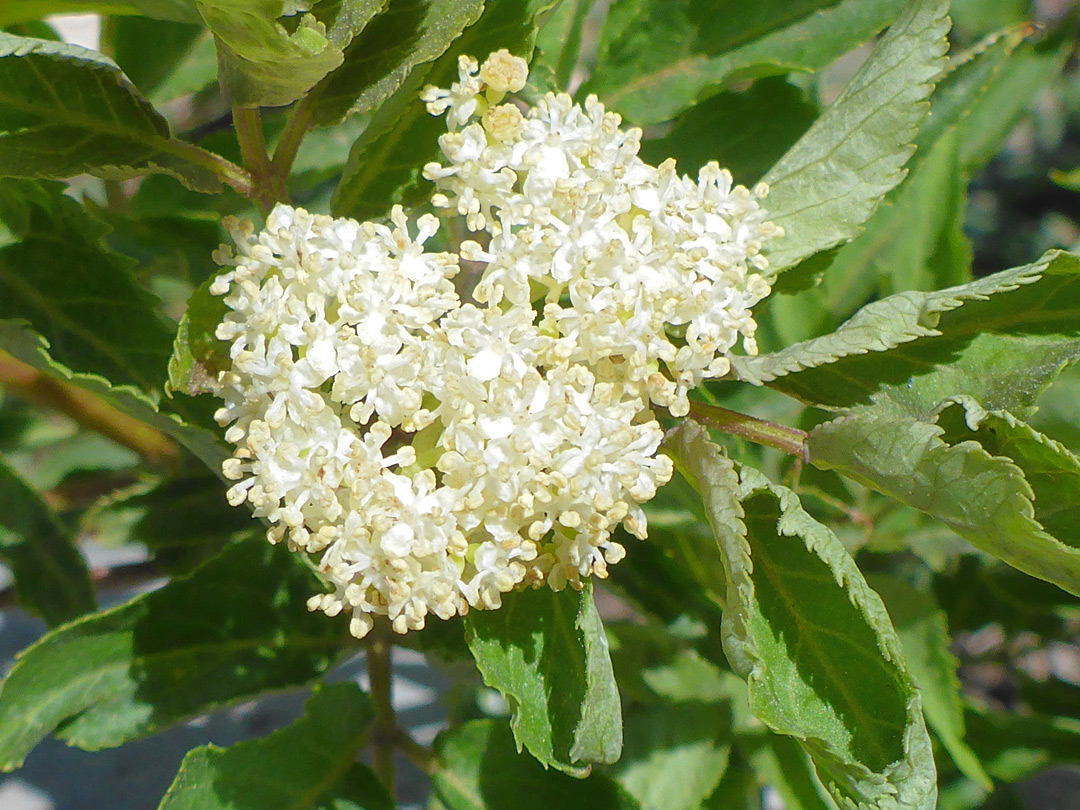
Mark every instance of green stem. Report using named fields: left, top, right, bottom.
left=271, top=95, right=314, bottom=180
left=168, top=139, right=254, bottom=198
left=232, top=105, right=284, bottom=214
left=367, top=618, right=397, bottom=795
left=397, top=728, right=438, bottom=775
left=686, top=400, right=808, bottom=459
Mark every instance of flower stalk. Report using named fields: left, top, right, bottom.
left=686, top=400, right=808, bottom=459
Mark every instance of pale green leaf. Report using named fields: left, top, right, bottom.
left=464, top=581, right=622, bottom=776
left=667, top=421, right=937, bottom=810
left=807, top=398, right=1080, bottom=597
left=610, top=703, right=730, bottom=810
left=762, top=0, right=950, bottom=274
left=0, top=2, right=201, bottom=26
left=310, top=0, right=484, bottom=125
left=0, top=34, right=222, bottom=190
left=868, top=574, right=991, bottom=789
left=0, top=540, right=343, bottom=770
left=158, top=682, right=391, bottom=810
left=432, top=720, right=642, bottom=810
left=744, top=735, right=839, bottom=810
left=585, top=0, right=908, bottom=126
left=531, top=0, right=593, bottom=92
left=0, top=452, right=95, bottom=624
left=736, top=251, right=1080, bottom=417
left=332, top=0, right=556, bottom=220
left=197, top=0, right=345, bottom=107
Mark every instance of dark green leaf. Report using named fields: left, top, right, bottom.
left=0, top=33, right=222, bottom=190
left=310, top=0, right=484, bottom=126
left=965, top=708, right=1080, bottom=782
left=0, top=453, right=95, bottom=624
left=158, top=682, right=391, bottom=810
left=432, top=719, right=642, bottom=810
left=668, top=421, right=937, bottom=810
left=332, top=0, right=556, bottom=220
left=762, top=0, right=950, bottom=274
left=640, top=78, right=818, bottom=187
left=0, top=540, right=343, bottom=770
left=111, top=17, right=206, bottom=97
left=196, top=0, right=345, bottom=107
left=584, top=0, right=908, bottom=126
left=868, top=574, right=991, bottom=789
left=168, top=273, right=232, bottom=396
left=464, top=581, right=622, bottom=776
left=0, top=181, right=176, bottom=394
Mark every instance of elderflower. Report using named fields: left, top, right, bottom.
left=423, top=52, right=781, bottom=416
left=210, top=204, right=672, bottom=637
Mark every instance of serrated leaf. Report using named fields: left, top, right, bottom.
left=762, top=0, right=950, bottom=275
left=158, top=682, right=391, bottom=810
left=807, top=398, right=1080, bottom=597
left=331, top=0, right=556, bottom=220
left=310, top=0, right=484, bottom=126
left=0, top=453, right=95, bottom=624
left=0, top=182, right=225, bottom=470
left=771, top=23, right=1068, bottom=300
left=0, top=34, right=222, bottom=191
left=0, top=540, right=343, bottom=770
left=464, top=581, right=621, bottom=776
left=868, top=574, right=991, bottom=790
left=610, top=703, right=731, bottom=810
left=584, top=0, right=909, bottom=127
left=168, top=273, right=231, bottom=396
left=667, top=421, right=937, bottom=810
left=432, top=719, right=642, bottom=810
left=737, top=251, right=1080, bottom=416
left=197, top=0, right=346, bottom=107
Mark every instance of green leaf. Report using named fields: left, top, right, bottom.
left=964, top=707, right=1080, bottom=783
left=610, top=703, right=731, bottom=810
left=158, top=682, right=391, bottom=810
left=0, top=539, right=343, bottom=770
left=762, top=0, right=950, bottom=275
left=743, top=735, right=839, bottom=810
left=0, top=181, right=175, bottom=394
left=531, top=0, right=592, bottom=92
left=464, top=581, right=622, bottom=776
left=667, top=421, right=937, bottom=810
left=807, top=398, right=1080, bottom=597
left=432, top=719, right=642, bottom=810
left=196, top=0, right=346, bottom=107
left=0, top=34, right=222, bottom=190
left=309, top=0, right=484, bottom=126
left=736, top=251, right=1080, bottom=416
left=867, top=574, right=991, bottom=790
left=772, top=23, right=1068, bottom=302
left=111, top=17, right=208, bottom=98
left=0, top=453, right=95, bottom=624
left=584, top=0, right=909, bottom=127
left=640, top=77, right=818, bottom=187
left=168, top=273, right=232, bottom=396
left=0, top=182, right=225, bottom=469
left=0, top=4, right=200, bottom=25
left=331, top=0, right=556, bottom=220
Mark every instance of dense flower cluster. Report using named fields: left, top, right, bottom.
left=210, top=51, right=779, bottom=637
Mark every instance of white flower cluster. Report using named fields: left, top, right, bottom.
left=210, top=51, right=779, bottom=637
left=421, top=51, right=779, bottom=416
